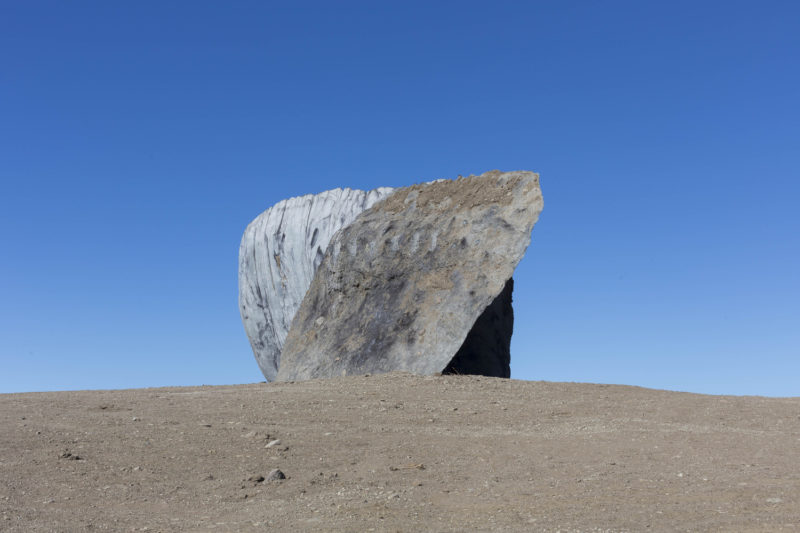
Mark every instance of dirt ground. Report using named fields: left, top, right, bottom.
left=2, top=373, right=799, bottom=532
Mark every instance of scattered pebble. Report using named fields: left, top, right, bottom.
left=266, top=469, right=286, bottom=481
left=389, top=463, right=425, bottom=471
left=59, top=452, right=81, bottom=461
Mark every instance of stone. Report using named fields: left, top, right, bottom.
left=276, top=170, right=543, bottom=382
left=266, top=468, right=286, bottom=481
left=59, top=451, right=81, bottom=460
left=239, top=186, right=394, bottom=381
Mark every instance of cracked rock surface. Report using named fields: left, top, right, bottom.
left=276, top=170, right=543, bottom=382
left=238, top=187, right=394, bottom=381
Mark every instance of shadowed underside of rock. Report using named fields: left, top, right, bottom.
left=276, top=170, right=543, bottom=382
left=443, top=278, right=514, bottom=378
left=238, top=187, right=394, bottom=381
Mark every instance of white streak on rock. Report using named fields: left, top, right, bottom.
left=409, top=232, right=420, bottom=254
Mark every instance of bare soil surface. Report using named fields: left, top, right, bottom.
left=2, top=373, right=799, bottom=532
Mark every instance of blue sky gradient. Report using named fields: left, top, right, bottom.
left=1, top=1, right=798, bottom=395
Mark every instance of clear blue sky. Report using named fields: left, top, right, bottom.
left=1, top=1, right=798, bottom=396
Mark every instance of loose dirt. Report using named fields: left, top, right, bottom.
left=2, top=373, right=799, bottom=532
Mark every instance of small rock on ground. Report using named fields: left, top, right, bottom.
left=266, top=469, right=286, bottom=481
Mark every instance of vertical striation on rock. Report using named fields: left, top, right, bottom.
left=238, top=187, right=394, bottom=381
left=276, top=170, right=543, bottom=382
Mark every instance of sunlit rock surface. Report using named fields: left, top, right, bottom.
left=276, top=170, right=543, bottom=381
left=238, top=187, right=394, bottom=380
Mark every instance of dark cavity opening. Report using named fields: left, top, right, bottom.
left=443, top=278, right=514, bottom=378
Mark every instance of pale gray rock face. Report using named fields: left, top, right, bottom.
left=276, top=170, right=543, bottom=382
left=238, top=187, right=394, bottom=381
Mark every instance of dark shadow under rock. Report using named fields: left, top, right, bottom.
left=443, top=278, right=513, bottom=378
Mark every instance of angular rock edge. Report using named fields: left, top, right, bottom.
left=276, top=170, right=543, bottom=382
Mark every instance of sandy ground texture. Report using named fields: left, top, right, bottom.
left=2, top=373, right=799, bottom=532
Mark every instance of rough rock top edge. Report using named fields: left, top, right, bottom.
left=276, top=170, right=543, bottom=382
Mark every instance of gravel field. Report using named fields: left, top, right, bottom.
left=2, top=373, right=799, bottom=532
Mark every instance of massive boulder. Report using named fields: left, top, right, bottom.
left=276, top=170, right=543, bottom=382
left=238, top=187, right=394, bottom=381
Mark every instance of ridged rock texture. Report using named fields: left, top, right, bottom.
left=239, top=187, right=394, bottom=381
left=276, top=170, right=543, bottom=382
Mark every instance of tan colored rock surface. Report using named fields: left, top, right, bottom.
left=2, top=374, right=799, bottom=531
left=277, top=170, right=543, bottom=381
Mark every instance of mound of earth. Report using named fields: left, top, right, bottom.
left=2, top=374, right=798, bottom=531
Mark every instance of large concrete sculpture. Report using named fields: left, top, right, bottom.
left=275, top=170, right=543, bottom=382
left=238, top=187, right=394, bottom=380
